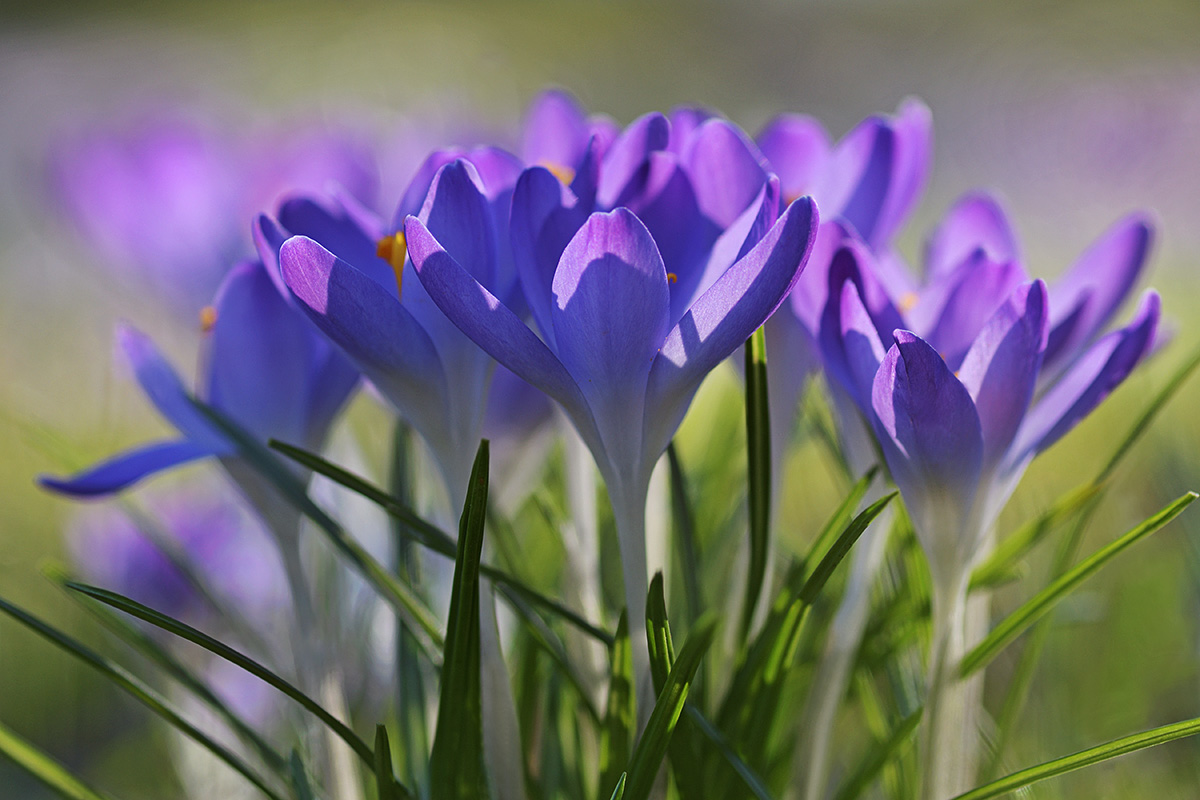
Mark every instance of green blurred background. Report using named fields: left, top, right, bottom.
left=3, top=1, right=1200, bottom=797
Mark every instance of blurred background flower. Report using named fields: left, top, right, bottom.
left=5, top=1, right=1200, bottom=797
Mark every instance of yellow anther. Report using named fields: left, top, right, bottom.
left=666, top=272, right=678, bottom=285
left=199, top=305, right=218, bottom=334
left=898, top=291, right=919, bottom=313
left=376, top=232, right=407, bottom=299
left=541, top=162, right=576, bottom=186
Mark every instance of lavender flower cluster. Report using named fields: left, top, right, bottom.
left=39, top=89, right=1161, bottom=800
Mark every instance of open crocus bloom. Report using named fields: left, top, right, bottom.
left=407, top=188, right=818, bottom=705
left=40, top=258, right=359, bottom=519
left=269, top=159, right=508, bottom=502
left=822, top=240, right=1160, bottom=586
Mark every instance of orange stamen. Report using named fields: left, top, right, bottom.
left=376, top=232, right=408, bottom=298
left=541, top=162, right=576, bottom=186
left=898, top=291, right=918, bottom=313
left=199, top=306, right=218, bottom=334
left=666, top=272, right=678, bottom=285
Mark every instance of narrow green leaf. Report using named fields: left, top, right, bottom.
left=832, top=708, right=921, bottom=800
left=271, top=437, right=613, bottom=646
left=0, top=596, right=286, bottom=800
left=742, top=326, right=772, bottom=640
left=645, top=572, right=675, bottom=693
left=429, top=441, right=490, bottom=800
left=960, top=491, right=1197, bottom=676
left=609, top=773, right=627, bottom=800
left=801, top=492, right=897, bottom=604
left=969, top=484, right=1104, bottom=590
left=43, top=564, right=286, bottom=776
left=388, top=423, right=431, bottom=794
left=0, top=718, right=117, bottom=800
left=684, top=704, right=775, bottom=800
left=599, top=612, right=635, bottom=799
left=192, top=401, right=446, bottom=656
left=667, top=443, right=703, bottom=626
left=288, top=751, right=317, bottom=800
left=64, top=582, right=378, bottom=770
left=374, top=725, right=412, bottom=800
left=952, top=714, right=1200, bottom=800
left=624, top=616, right=718, bottom=800
left=802, top=467, right=879, bottom=582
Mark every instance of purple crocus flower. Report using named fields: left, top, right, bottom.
left=49, top=114, right=378, bottom=312
left=822, top=218, right=1160, bottom=580
left=407, top=187, right=818, bottom=708
left=267, top=158, right=507, bottom=502
left=39, top=257, right=359, bottom=508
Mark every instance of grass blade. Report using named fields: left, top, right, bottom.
left=742, top=326, right=772, bottom=640
left=952, top=714, right=1200, bottom=800
left=0, top=596, right=286, bottom=800
left=289, top=751, right=317, bottom=800
left=191, top=401, right=446, bottom=656
left=801, top=492, right=897, bottom=604
left=802, top=467, right=879, bottom=583
left=0, top=718, right=117, bottom=800
left=599, top=612, right=635, bottom=800
left=43, top=564, right=286, bottom=776
left=429, top=441, right=490, bottom=799
left=271, top=438, right=612, bottom=646
left=684, top=704, right=774, bottom=800
left=623, top=616, right=718, bottom=800
left=831, top=708, right=921, bottom=800
left=960, top=491, right=1197, bottom=676
left=608, top=772, right=627, bottom=800
left=667, top=443, right=703, bottom=626
left=64, top=582, right=379, bottom=771
left=374, top=725, right=411, bottom=800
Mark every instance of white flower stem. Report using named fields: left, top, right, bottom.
left=561, top=420, right=607, bottom=708
left=610, top=478, right=654, bottom=731
left=920, top=572, right=971, bottom=800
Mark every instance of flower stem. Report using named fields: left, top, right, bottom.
left=921, top=573, right=971, bottom=800
left=610, top=478, right=653, bottom=730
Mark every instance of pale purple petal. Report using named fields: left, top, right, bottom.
left=923, top=192, right=1018, bottom=279
left=406, top=215, right=599, bottom=446
left=551, top=209, right=670, bottom=467
left=597, top=113, right=670, bottom=208
left=522, top=89, right=591, bottom=169
left=1045, top=212, right=1154, bottom=368
left=915, top=253, right=1029, bottom=367
left=645, top=197, right=818, bottom=458
left=756, top=113, right=831, bottom=203
left=39, top=441, right=222, bottom=497
left=1013, top=290, right=1161, bottom=463
left=956, top=281, right=1048, bottom=470
left=117, top=325, right=227, bottom=449
left=682, top=119, right=769, bottom=229
left=280, top=236, right=448, bottom=436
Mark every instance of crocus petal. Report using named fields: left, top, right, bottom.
left=1012, top=290, right=1160, bottom=463
left=756, top=113, right=832, bottom=203
left=39, top=440, right=224, bottom=497
left=117, top=324, right=227, bottom=449
left=923, top=192, right=1018, bottom=279
left=511, top=166, right=589, bottom=343
left=597, top=112, right=670, bottom=209
left=682, top=119, right=769, bottom=229
left=522, top=89, right=590, bottom=170
left=645, top=197, right=818, bottom=459
left=275, top=194, right=391, bottom=295
left=1044, top=212, right=1154, bottom=368
left=822, top=117, right=894, bottom=248
left=872, top=332, right=983, bottom=561
left=667, top=106, right=716, bottom=153
left=875, top=97, right=933, bottom=245
left=406, top=215, right=600, bottom=449
left=839, top=278, right=889, bottom=412
left=280, top=236, right=449, bottom=438
left=915, top=252, right=1028, bottom=367
left=551, top=209, right=670, bottom=468
left=206, top=260, right=358, bottom=450
left=956, top=280, right=1049, bottom=470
